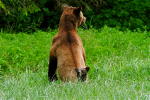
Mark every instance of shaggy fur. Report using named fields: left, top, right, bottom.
left=48, top=6, right=89, bottom=82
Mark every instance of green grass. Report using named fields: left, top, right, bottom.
left=0, top=26, right=150, bottom=99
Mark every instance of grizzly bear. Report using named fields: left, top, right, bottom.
left=48, top=6, right=89, bottom=82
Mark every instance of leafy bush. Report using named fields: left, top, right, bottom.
left=0, top=0, right=150, bottom=32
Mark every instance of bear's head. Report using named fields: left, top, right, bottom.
left=59, top=6, right=86, bottom=30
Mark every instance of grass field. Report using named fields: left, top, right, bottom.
left=0, top=26, right=150, bottom=100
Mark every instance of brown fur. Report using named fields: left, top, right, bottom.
left=48, top=6, right=89, bottom=82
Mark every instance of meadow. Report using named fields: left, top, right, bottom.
left=0, top=27, right=150, bottom=100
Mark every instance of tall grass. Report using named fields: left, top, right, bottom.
left=0, top=27, right=150, bottom=99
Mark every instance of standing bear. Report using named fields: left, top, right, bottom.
left=48, top=6, right=89, bottom=82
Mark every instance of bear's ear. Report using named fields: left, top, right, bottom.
left=61, top=4, right=69, bottom=11
left=73, top=7, right=82, bottom=16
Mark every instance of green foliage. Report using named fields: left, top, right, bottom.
left=0, top=0, right=150, bottom=32
left=0, top=27, right=150, bottom=99
left=87, top=0, right=150, bottom=31
left=0, top=0, right=41, bottom=32
left=57, top=0, right=150, bottom=31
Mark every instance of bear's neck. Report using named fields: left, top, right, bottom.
left=58, top=15, right=77, bottom=33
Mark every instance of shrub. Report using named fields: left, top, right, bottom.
left=0, top=0, right=150, bottom=32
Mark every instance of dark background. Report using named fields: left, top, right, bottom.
left=0, top=0, right=150, bottom=32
